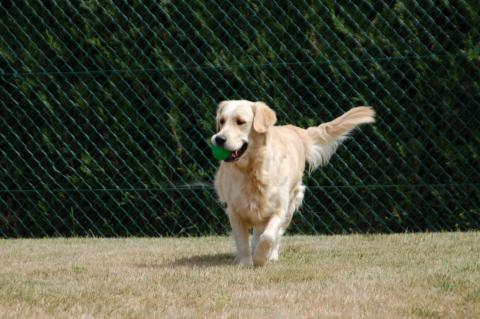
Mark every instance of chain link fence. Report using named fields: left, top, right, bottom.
left=1, top=1, right=479, bottom=237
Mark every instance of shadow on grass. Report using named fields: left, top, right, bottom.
left=134, top=253, right=235, bottom=269
left=169, top=253, right=235, bottom=267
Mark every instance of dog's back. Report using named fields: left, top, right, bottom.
left=266, top=106, right=375, bottom=175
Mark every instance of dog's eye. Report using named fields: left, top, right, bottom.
left=219, top=118, right=225, bottom=125
left=236, top=119, right=245, bottom=125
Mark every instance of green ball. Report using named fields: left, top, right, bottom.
left=210, top=144, right=232, bottom=161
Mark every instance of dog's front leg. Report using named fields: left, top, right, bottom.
left=251, top=225, right=265, bottom=256
left=228, top=213, right=252, bottom=267
left=253, top=213, right=284, bottom=267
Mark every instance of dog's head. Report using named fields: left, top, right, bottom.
left=211, top=100, right=277, bottom=162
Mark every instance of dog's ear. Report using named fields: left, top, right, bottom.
left=216, top=101, right=228, bottom=131
left=253, top=102, right=277, bottom=133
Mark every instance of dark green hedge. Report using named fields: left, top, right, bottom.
left=0, top=0, right=479, bottom=237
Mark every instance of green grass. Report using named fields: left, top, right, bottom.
left=0, top=232, right=479, bottom=318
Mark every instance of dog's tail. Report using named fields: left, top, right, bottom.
left=304, top=106, right=375, bottom=171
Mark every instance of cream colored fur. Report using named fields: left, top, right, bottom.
left=212, top=100, right=375, bottom=267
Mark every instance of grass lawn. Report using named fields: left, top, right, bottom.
left=0, top=232, right=479, bottom=318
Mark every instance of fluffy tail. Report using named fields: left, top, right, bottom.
left=305, top=106, right=375, bottom=171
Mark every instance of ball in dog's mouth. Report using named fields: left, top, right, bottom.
left=225, top=142, right=248, bottom=162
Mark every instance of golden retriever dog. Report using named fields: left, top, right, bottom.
left=212, top=100, right=375, bottom=267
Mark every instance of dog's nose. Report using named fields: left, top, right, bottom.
left=214, top=135, right=226, bottom=146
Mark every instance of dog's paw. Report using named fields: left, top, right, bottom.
left=253, top=235, right=273, bottom=267
left=269, top=250, right=279, bottom=262
left=236, top=256, right=253, bottom=267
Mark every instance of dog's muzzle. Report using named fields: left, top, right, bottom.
left=224, top=142, right=249, bottom=162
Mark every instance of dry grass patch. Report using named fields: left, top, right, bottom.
left=0, top=232, right=479, bottom=318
